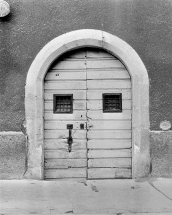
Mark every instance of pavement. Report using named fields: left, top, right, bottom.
left=0, top=178, right=172, bottom=215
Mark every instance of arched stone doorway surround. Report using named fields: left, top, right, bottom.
left=24, top=29, right=150, bottom=179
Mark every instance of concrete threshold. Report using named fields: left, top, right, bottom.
left=0, top=178, right=172, bottom=214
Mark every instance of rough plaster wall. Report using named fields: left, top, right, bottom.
left=0, top=133, right=25, bottom=179
left=151, top=131, right=172, bottom=177
left=0, top=0, right=172, bottom=130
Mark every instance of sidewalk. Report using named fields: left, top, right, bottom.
left=0, top=178, right=172, bottom=214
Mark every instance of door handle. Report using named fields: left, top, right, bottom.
left=67, top=124, right=73, bottom=152
left=68, top=129, right=73, bottom=152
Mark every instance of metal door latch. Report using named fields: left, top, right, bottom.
left=67, top=124, right=73, bottom=152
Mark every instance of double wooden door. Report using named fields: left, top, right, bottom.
left=44, top=48, right=132, bottom=180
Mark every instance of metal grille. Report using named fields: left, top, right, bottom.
left=53, top=94, right=73, bottom=113
left=103, top=93, right=122, bottom=113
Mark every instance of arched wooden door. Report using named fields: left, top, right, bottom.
left=44, top=48, right=132, bottom=180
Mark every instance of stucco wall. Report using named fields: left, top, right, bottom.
left=151, top=131, right=172, bottom=177
left=0, top=0, right=172, bottom=131
left=0, top=132, right=25, bottom=179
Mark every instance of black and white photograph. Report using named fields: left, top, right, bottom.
left=0, top=0, right=172, bottom=214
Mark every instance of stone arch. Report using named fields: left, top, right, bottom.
left=24, top=29, right=150, bottom=179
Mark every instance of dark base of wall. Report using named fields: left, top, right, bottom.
left=150, top=131, right=172, bottom=178
left=0, top=131, right=172, bottom=179
left=0, top=132, right=25, bottom=179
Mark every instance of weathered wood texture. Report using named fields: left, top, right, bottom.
left=44, top=139, right=86, bottom=150
left=45, top=150, right=87, bottom=159
left=44, top=111, right=86, bottom=120
left=45, top=159, right=87, bottom=169
left=87, top=110, right=131, bottom=120
left=88, top=158, right=131, bottom=168
left=52, top=60, right=86, bottom=70
left=45, top=71, right=86, bottom=80
left=88, top=149, right=132, bottom=158
left=88, top=168, right=132, bottom=179
left=44, top=48, right=132, bottom=180
left=45, top=120, right=131, bottom=130
left=45, top=168, right=87, bottom=179
left=87, top=80, right=131, bottom=89
left=44, top=81, right=86, bottom=90
left=87, top=139, right=131, bottom=149
left=44, top=130, right=86, bottom=139
left=87, top=70, right=130, bottom=79
left=85, top=49, right=131, bottom=179
left=87, top=59, right=125, bottom=69
left=87, top=130, right=131, bottom=139
left=87, top=121, right=131, bottom=130
left=44, top=121, right=87, bottom=130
